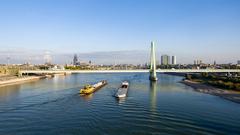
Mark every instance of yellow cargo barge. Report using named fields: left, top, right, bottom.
left=80, top=80, right=107, bottom=95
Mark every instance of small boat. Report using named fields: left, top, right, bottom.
left=115, top=81, right=129, bottom=98
left=80, top=80, right=107, bottom=95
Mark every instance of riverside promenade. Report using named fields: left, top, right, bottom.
left=0, top=76, right=45, bottom=87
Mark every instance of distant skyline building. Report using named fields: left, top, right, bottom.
left=44, top=51, right=52, bottom=64
left=73, top=54, right=79, bottom=65
left=161, top=55, right=170, bottom=65
left=238, top=60, right=240, bottom=65
left=194, top=60, right=202, bottom=65
left=6, top=55, right=10, bottom=65
left=172, top=56, right=176, bottom=65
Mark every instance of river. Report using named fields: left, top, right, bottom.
left=0, top=73, right=240, bottom=135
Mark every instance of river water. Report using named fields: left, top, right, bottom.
left=0, top=73, right=240, bottom=135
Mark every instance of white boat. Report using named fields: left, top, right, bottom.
left=115, top=81, right=129, bottom=98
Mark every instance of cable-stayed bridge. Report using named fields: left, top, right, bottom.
left=19, top=42, right=240, bottom=76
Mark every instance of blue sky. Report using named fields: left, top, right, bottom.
left=0, top=0, right=240, bottom=64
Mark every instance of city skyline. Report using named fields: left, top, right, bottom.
left=0, top=0, right=240, bottom=64
left=0, top=49, right=239, bottom=65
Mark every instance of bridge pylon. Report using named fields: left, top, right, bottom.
left=149, top=41, right=158, bottom=81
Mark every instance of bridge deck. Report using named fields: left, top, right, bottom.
left=19, top=69, right=240, bottom=75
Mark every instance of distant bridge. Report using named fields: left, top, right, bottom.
left=19, top=69, right=240, bottom=76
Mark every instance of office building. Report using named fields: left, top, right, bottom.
left=172, top=56, right=176, bottom=65
left=161, top=55, right=170, bottom=65
left=194, top=60, right=202, bottom=65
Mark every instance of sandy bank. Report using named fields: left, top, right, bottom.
left=181, top=80, right=240, bottom=104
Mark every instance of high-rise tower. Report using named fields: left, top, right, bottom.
left=161, top=55, right=170, bottom=65
left=172, top=56, right=176, bottom=65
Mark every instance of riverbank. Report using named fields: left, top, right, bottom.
left=181, top=79, right=240, bottom=103
left=0, top=76, right=46, bottom=87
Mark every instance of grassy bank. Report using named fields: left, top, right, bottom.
left=181, top=79, right=240, bottom=103
left=186, top=73, right=240, bottom=91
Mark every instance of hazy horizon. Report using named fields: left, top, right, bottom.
left=0, top=49, right=238, bottom=65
